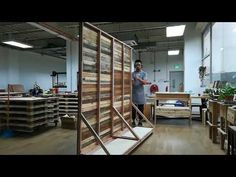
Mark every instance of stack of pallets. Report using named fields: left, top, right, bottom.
left=47, top=97, right=59, bottom=126
left=57, top=93, right=78, bottom=117
left=0, top=97, right=48, bottom=132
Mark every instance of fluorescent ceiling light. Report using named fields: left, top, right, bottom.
left=3, top=41, right=33, bottom=48
left=233, top=28, right=236, bottom=32
left=168, top=50, right=179, bottom=55
left=166, top=25, right=186, bottom=37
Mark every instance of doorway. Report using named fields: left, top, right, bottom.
left=169, top=71, right=184, bottom=92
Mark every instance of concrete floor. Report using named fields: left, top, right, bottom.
left=0, top=120, right=225, bottom=155
left=132, top=119, right=225, bottom=155
left=0, top=125, right=77, bottom=155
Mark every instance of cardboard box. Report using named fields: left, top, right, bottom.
left=61, top=117, right=77, bottom=130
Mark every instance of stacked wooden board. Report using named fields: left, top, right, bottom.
left=0, top=97, right=48, bottom=132
left=58, top=93, right=78, bottom=117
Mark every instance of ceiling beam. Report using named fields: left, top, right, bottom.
left=27, top=22, right=78, bottom=41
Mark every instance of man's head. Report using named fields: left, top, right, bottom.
left=134, top=60, right=142, bottom=71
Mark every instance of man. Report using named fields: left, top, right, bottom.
left=132, top=59, right=150, bottom=127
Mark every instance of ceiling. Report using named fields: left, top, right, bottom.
left=0, top=22, right=201, bottom=59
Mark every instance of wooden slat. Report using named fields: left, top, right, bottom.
left=97, top=31, right=101, bottom=137
left=77, top=22, right=84, bottom=155
left=121, top=44, right=124, bottom=131
left=111, top=38, right=114, bottom=136
left=132, top=103, right=154, bottom=128
left=81, top=113, right=110, bottom=155
left=113, top=107, right=139, bottom=140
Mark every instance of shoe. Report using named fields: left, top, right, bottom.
left=138, top=122, right=143, bottom=127
left=132, top=122, right=136, bottom=127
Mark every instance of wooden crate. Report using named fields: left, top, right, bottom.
left=61, top=117, right=77, bottom=130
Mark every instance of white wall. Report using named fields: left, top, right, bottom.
left=66, top=40, right=78, bottom=92
left=0, top=46, right=66, bottom=91
left=184, top=23, right=204, bottom=95
left=137, top=51, right=183, bottom=94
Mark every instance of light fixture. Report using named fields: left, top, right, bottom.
left=220, top=47, right=224, bottom=51
left=3, top=41, right=33, bottom=49
left=168, top=50, right=179, bottom=55
left=123, top=40, right=137, bottom=46
left=166, top=25, right=186, bottom=37
left=233, top=28, right=236, bottom=32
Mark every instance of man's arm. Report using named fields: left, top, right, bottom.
left=136, top=77, right=148, bottom=85
left=136, top=72, right=150, bottom=85
left=132, top=72, right=135, bottom=86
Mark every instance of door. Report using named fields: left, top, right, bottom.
left=169, top=71, right=184, bottom=92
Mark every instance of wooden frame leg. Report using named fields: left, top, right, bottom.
left=220, top=133, right=225, bottom=150
left=212, top=126, right=217, bottom=143
left=209, top=125, right=212, bottom=139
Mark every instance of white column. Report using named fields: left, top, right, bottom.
left=66, top=40, right=78, bottom=92
left=184, top=23, right=204, bottom=95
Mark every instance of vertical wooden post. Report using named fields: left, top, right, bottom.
left=7, top=84, right=10, bottom=129
left=121, top=44, right=124, bottom=131
left=130, top=48, right=133, bottom=124
left=97, top=31, right=101, bottom=137
left=111, top=39, right=114, bottom=136
left=77, top=22, right=84, bottom=155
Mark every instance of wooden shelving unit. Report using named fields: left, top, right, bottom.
left=0, top=97, right=48, bottom=132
